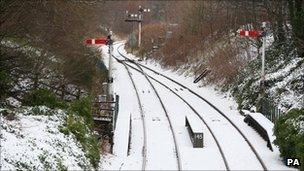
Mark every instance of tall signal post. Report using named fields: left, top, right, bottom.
left=138, top=6, right=150, bottom=48
left=125, top=11, right=138, bottom=51
left=84, top=32, right=117, bottom=153
left=239, top=22, right=268, bottom=113
left=107, top=30, right=114, bottom=101
left=260, top=22, right=267, bottom=93
left=125, top=6, right=150, bottom=49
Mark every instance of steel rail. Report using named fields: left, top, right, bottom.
left=115, top=55, right=182, bottom=170
left=118, top=59, right=147, bottom=170
left=115, top=43, right=268, bottom=171
left=115, top=57, right=230, bottom=170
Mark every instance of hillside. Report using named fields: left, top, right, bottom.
left=1, top=106, right=94, bottom=170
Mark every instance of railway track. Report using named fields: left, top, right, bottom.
left=119, top=60, right=147, bottom=170
left=115, top=56, right=230, bottom=170
left=115, top=43, right=268, bottom=171
left=116, top=55, right=182, bottom=170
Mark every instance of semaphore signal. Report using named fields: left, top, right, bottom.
left=239, top=30, right=262, bottom=38
left=84, top=38, right=108, bottom=45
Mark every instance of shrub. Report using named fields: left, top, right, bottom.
left=66, top=97, right=100, bottom=169
left=1, top=109, right=16, bottom=120
left=23, top=88, right=67, bottom=109
left=69, top=97, right=93, bottom=127
left=64, top=113, right=100, bottom=169
left=56, top=159, right=68, bottom=171
left=274, top=108, right=304, bottom=170
left=0, top=70, right=12, bottom=100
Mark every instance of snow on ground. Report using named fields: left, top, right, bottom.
left=127, top=65, right=179, bottom=170
left=150, top=78, right=226, bottom=170
left=124, top=58, right=264, bottom=170
left=98, top=42, right=296, bottom=170
left=101, top=42, right=179, bottom=170
left=0, top=106, right=93, bottom=170
left=243, top=110, right=276, bottom=143
left=110, top=42, right=291, bottom=170
left=99, top=43, right=143, bottom=170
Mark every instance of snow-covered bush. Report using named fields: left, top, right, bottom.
left=60, top=113, right=100, bottom=169
left=58, top=97, right=100, bottom=169
left=69, top=96, right=93, bottom=127
left=0, top=106, right=94, bottom=170
left=274, top=108, right=304, bottom=170
left=0, top=70, right=12, bottom=101
left=232, top=44, right=304, bottom=111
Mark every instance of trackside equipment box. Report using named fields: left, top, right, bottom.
left=185, top=116, right=204, bottom=148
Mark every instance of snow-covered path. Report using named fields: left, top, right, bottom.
left=99, top=42, right=295, bottom=170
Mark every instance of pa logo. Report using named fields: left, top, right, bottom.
left=286, top=158, right=301, bottom=167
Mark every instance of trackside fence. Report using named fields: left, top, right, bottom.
left=260, top=98, right=284, bottom=122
